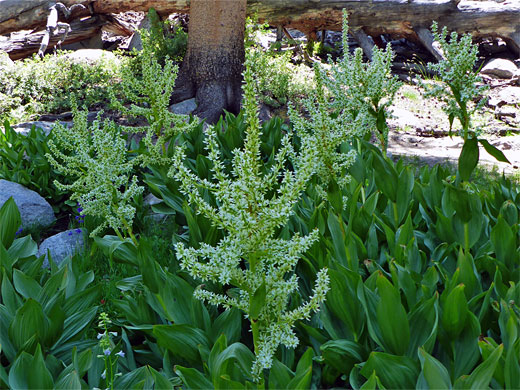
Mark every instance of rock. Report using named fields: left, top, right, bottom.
left=62, top=31, right=104, bottom=51
left=0, top=180, right=55, bottom=230
left=144, top=193, right=162, bottom=206
left=258, top=103, right=273, bottom=123
left=10, top=121, right=71, bottom=137
left=495, top=105, right=517, bottom=118
left=169, top=98, right=197, bottom=115
left=37, top=229, right=86, bottom=268
left=128, top=15, right=152, bottom=52
left=63, top=49, right=119, bottom=65
left=481, top=58, right=518, bottom=79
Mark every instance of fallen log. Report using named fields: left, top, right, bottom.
left=0, top=15, right=107, bottom=60
left=1, top=0, right=519, bottom=57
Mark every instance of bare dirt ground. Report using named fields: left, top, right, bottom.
left=387, top=84, right=520, bottom=176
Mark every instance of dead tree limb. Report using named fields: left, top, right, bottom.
left=0, top=15, right=108, bottom=60
left=1, top=0, right=519, bottom=57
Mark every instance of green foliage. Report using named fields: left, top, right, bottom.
left=47, top=104, right=144, bottom=239
left=420, top=22, right=510, bottom=181
left=2, top=13, right=519, bottom=390
left=170, top=49, right=329, bottom=381
left=140, top=8, right=187, bottom=65
left=245, top=18, right=315, bottom=107
left=316, top=10, right=401, bottom=152
left=0, top=50, right=121, bottom=123
left=0, top=121, right=73, bottom=214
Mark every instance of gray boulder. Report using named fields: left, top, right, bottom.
left=481, top=58, right=518, bottom=79
left=63, top=49, right=119, bottom=65
left=11, top=121, right=72, bottom=137
left=169, top=98, right=197, bottom=115
left=38, top=229, right=86, bottom=268
left=0, top=180, right=55, bottom=230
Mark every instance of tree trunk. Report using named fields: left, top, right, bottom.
left=172, top=0, right=247, bottom=123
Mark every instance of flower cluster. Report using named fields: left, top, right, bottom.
left=46, top=102, right=144, bottom=238
left=109, top=41, right=197, bottom=167
left=421, top=22, right=488, bottom=139
left=96, top=312, right=124, bottom=389
left=315, top=10, right=400, bottom=152
left=171, top=50, right=330, bottom=380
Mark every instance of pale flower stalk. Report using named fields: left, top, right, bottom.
left=171, top=50, right=330, bottom=382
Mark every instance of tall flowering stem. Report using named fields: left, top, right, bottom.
left=170, top=51, right=330, bottom=383
left=47, top=102, right=143, bottom=241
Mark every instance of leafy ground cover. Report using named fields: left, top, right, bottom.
left=1, top=14, right=519, bottom=390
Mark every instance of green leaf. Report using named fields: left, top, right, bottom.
left=138, top=238, right=161, bottom=294
left=54, top=370, right=82, bottom=390
left=175, top=366, right=213, bottom=389
left=13, top=268, right=42, bottom=300
left=372, top=152, right=398, bottom=202
left=93, top=235, right=138, bottom=266
left=7, top=235, right=37, bottom=259
left=320, top=339, right=364, bottom=374
left=327, top=179, right=343, bottom=213
left=360, top=352, right=419, bottom=389
left=154, top=324, right=209, bottom=364
left=73, top=347, right=93, bottom=377
left=490, top=216, right=517, bottom=269
left=418, top=347, right=452, bottom=389
left=52, top=306, right=98, bottom=349
left=1, top=271, right=22, bottom=315
left=0, top=197, right=21, bottom=249
left=407, top=295, right=439, bottom=356
left=9, top=345, right=54, bottom=390
left=286, top=348, right=314, bottom=389
left=441, top=284, right=468, bottom=339
left=249, top=282, right=266, bottom=320
left=9, top=298, right=47, bottom=351
left=458, top=137, right=479, bottom=182
left=376, top=275, right=410, bottom=355
left=478, top=139, right=510, bottom=164
left=327, top=211, right=350, bottom=269
left=454, top=344, right=503, bottom=389
left=211, top=308, right=242, bottom=344
left=327, top=267, right=365, bottom=341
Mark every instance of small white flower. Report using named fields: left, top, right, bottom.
left=109, top=331, right=118, bottom=337
left=103, top=348, right=111, bottom=356
left=97, top=332, right=105, bottom=340
left=101, top=370, right=106, bottom=380
left=116, top=350, right=125, bottom=358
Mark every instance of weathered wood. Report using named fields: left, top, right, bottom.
left=0, top=15, right=107, bottom=60
left=414, top=27, right=445, bottom=61
left=351, top=28, right=374, bottom=60
left=1, top=0, right=519, bottom=55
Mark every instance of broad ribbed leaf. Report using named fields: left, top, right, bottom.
left=441, top=284, right=468, bottom=339
left=154, top=324, right=209, bottom=364
left=360, top=352, right=419, bottom=389
left=175, top=366, right=213, bottom=389
left=458, top=137, right=478, bottom=182
left=418, top=347, right=452, bottom=389
left=9, top=298, right=46, bottom=350
left=376, top=275, right=410, bottom=355
left=0, top=197, right=21, bottom=249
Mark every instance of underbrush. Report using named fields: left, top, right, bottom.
left=0, top=13, right=519, bottom=390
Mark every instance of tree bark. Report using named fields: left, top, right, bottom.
left=171, top=0, right=247, bottom=123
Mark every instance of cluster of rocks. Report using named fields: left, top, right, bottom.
left=0, top=177, right=170, bottom=268
left=0, top=179, right=85, bottom=267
